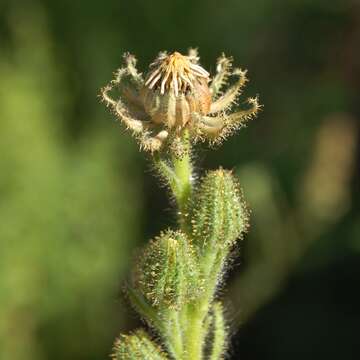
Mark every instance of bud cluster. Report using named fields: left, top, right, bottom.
left=113, top=169, right=249, bottom=360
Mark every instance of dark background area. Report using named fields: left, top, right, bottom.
left=0, top=0, right=359, bottom=359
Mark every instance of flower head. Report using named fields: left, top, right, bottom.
left=101, top=49, right=260, bottom=153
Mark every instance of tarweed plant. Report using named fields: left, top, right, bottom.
left=101, top=49, right=260, bottom=359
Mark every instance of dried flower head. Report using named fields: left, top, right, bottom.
left=101, top=49, right=260, bottom=153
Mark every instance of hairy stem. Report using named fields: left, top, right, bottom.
left=181, top=248, right=228, bottom=359
left=209, top=303, right=227, bottom=360
left=171, top=132, right=192, bottom=217
left=183, top=308, right=205, bottom=359
left=154, top=131, right=193, bottom=233
left=163, top=310, right=184, bottom=359
left=153, top=132, right=234, bottom=360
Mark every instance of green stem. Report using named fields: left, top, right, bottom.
left=171, top=132, right=192, bottom=216
left=154, top=131, right=229, bottom=359
left=154, top=131, right=193, bottom=233
left=182, top=248, right=228, bottom=359
left=152, top=132, right=195, bottom=358
left=209, top=302, right=227, bottom=360
left=183, top=303, right=207, bottom=360
left=163, top=310, right=184, bottom=360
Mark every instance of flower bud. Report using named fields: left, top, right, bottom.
left=133, top=230, right=201, bottom=309
left=112, top=330, right=166, bottom=360
left=189, top=169, right=249, bottom=251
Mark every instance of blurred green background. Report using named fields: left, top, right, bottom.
left=0, top=0, right=359, bottom=359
